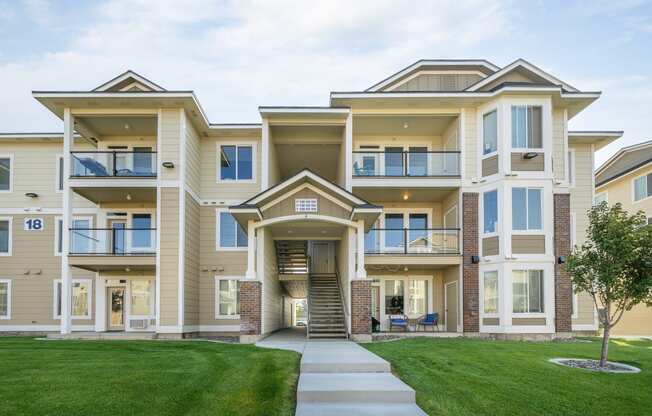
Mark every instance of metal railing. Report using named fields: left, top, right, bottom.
left=334, top=255, right=350, bottom=339
left=69, top=228, right=157, bottom=255
left=306, top=254, right=311, bottom=340
left=364, top=228, right=460, bottom=254
left=71, top=151, right=157, bottom=177
left=352, top=150, right=461, bottom=177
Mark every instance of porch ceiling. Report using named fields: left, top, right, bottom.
left=72, top=186, right=156, bottom=204
left=269, top=220, right=345, bottom=239
left=353, top=114, right=457, bottom=136
left=69, top=255, right=156, bottom=272
left=352, top=187, right=457, bottom=203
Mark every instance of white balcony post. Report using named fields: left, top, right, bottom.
left=61, top=108, right=74, bottom=334
left=355, top=220, right=367, bottom=279
left=345, top=113, right=353, bottom=191
left=245, top=220, right=257, bottom=280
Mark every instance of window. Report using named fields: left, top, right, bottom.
left=70, top=218, right=92, bottom=254
left=567, top=150, right=575, bottom=186
left=385, top=280, right=404, bottom=315
left=295, top=198, right=317, bottom=213
left=483, top=110, right=498, bottom=155
left=0, top=219, right=10, bottom=255
left=216, top=278, right=240, bottom=318
left=483, top=190, right=498, bottom=234
left=408, top=146, right=428, bottom=176
left=385, top=147, right=404, bottom=176
left=0, top=156, right=11, bottom=191
left=408, top=280, right=428, bottom=315
left=483, top=271, right=499, bottom=314
left=217, top=210, right=247, bottom=249
left=634, top=173, right=652, bottom=201
left=57, top=156, right=64, bottom=191
left=0, top=280, right=10, bottom=319
left=512, top=187, right=542, bottom=230
left=570, top=213, right=577, bottom=248
left=593, top=192, right=608, bottom=206
left=512, top=270, right=544, bottom=314
left=511, top=105, right=542, bottom=149
left=130, top=280, right=152, bottom=316
left=132, top=214, right=153, bottom=249
left=219, top=144, right=253, bottom=181
left=54, top=279, right=92, bottom=319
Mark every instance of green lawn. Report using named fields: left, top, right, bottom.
left=0, top=337, right=299, bottom=416
left=364, top=337, right=652, bottom=416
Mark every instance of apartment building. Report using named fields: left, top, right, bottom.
left=0, top=59, right=622, bottom=341
left=594, top=140, right=652, bottom=336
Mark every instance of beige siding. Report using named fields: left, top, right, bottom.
left=391, top=74, right=482, bottom=92
left=512, top=318, right=546, bottom=325
left=552, top=108, right=565, bottom=181
left=159, top=188, right=179, bottom=326
left=185, top=116, right=201, bottom=196
left=184, top=193, right=200, bottom=326
left=463, top=107, right=477, bottom=179
left=262, top=188, right=350, bottom=220
left=611, top=304, right=652, bottom=336
left=511, top=152, right=544, bottom=171
left=482, top=155, right=498, bottom=176
left=160, top=109, right=181, bottom=181
left=482, top=236, right=499, bottom=256
left=261, top=228, right=283, bottom=335
left=479, top=70, right=548, bottom=92
left=511, top=235, right=545, bottom=254
left=483, top=318, right=499, bottom=326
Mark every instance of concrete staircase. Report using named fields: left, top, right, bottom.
left=308, top=274, right=347, bottom=339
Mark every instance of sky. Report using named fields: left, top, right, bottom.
left=0, top=0, right=651, bottom=167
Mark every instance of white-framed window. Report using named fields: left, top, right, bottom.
left=570, top=212, right=577, bottom=248
left=512, top=187, right=543, bottom=231
left=633, top=172, right=652, bottom=202
left=0, top=154, right=12, bottom=192
left=56, top=155, right=64, bottom=192
left=130, top=280, right=153, bottom=317
left=0, top=217, right=12, bottom=256
left=217, top=143, right=255, bottom=182
left=511, top=105, right=542, bottom=149
left=0, top=279, right=10, bottom=319
left=593, top=192, right=608, bottom=206
left=483, top=190, right=498, bottom=235
left=512, top=270, right=544, bottom=314
left=295, top=198, right=318, bottom=213
left=61, top=217, right=94, bottom=255
left=216, top=208, right=247, bottom=250
left=483, top=110, right=498, bottom=155
left=483, top=270, right=499, bottom=315
left=567, top=149, right=575, bottom=187
left=571, top=285, right=579, bottom=319
left=215, top=276, right=240, bottom=319
left=53, top=279, right=92, bottom=319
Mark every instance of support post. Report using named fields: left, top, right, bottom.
left=355, top=221, right=366, bottom=279
left=60, top=108, right=73, bottom=334
left=245, top=220, right=257, bottom=280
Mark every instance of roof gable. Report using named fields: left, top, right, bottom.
left=466, top=59, right=578, bottom=92
left=93, top=70, right=166, bottom=92
left=596, top=140, right=652, bottom=187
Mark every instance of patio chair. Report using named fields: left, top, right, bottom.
left=416, top=313, right=439, bottom=332
left=389, top=314, right=409, bottom=332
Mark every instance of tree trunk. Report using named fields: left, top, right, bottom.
left=600, top=325, right=610, bottom=367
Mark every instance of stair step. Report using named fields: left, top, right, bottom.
left=296, top=403, right=427, bottom=416
left=298, top=373, right=415, bottom=404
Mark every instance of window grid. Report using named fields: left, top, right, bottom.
left=219, top=144, right=253, bottom=181
left=295, top=198, right=318, bottom=213
left=512, top=270, right=544, bottom=314
left=512, top=187, right=543, bottom=231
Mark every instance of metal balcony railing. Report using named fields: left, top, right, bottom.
left=71, top=151, right=157, bottom=177
left=69, top=228, right=157, bottom=255
left=352, top=151, right=460, bottom=177
left=364, top=228, right=460, bottom=255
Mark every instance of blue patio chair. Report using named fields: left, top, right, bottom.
left=416, top=313, right=439, bottom=332
left=389, top=314, right=409, bottom=332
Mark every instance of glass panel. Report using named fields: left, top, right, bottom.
left=362, top=156, right=376, bottom=176
left=528, top=270, right=544, bottom=313
left=512, top=188, right=527, bottom=230
left=219, top=212, right=236, bottom=247
left=484, top=271, right=498, bottom=314
left=56, top=282, right=62, bottom=317
left=483, top=111, right=497, bottom=155
left=528, top=107, right=542, bottom=148
left=384, top=214, right=404, bottom=250
left=132, top=214, right=152, bottom=248
left=0, top=158, right=10, bottom=190
left=408, top=280, right=427, bottom=315
left=58, top=157, right=64, bottom=190
left=365, top=228, right=379, bottom=253
left=71, top=219, right=91, bottom=254
left=634, top=176, right=647, bottom=201
left=0, top=220, right=8, bottom=253
left=511, top=106, right=527, bottom=148
left=408, top=214, right=427, bottom=249
left=408, top=147, right=427, bottom=176
left=483, top=190, right=498, bottom=233
left=512, top=270, right=527, bottom=313
left=236, top=221, right=248, bottom=248
left=527, top=189, right=542, bottom=230
left=648, top=174, right=652, bottom=198
left=133, top=147, right=153, bottom=176
left=385, top=280, right=404, bottom=315
left=237, top=146, right=253, bottom=180
left=219, top=280, right=239, bottom=316
left=385, top=147, right=403, bottom=176
left=111, top=222, right=126, bottom=254
left=130, top=280, right=151, bottom=315
left=71, top=282, right=89, bottom=317
left=0, top=282, right=7, bottom=316
left=220, top=145, right=237, bottom=180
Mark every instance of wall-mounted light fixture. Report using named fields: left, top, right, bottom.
left=523, top=152, right=539, bottom=160
left=471, top=255, right=480, bottom=264
left=557, top=256, right=566, bottom=264
left=25, top=192, right=38, bottom=198
left=162, top=161, right=174, bottom=168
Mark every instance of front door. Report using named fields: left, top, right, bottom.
left=107, top=287, right=125, bottom=331
left=312, top=242, right=331, bottom=274
left=445, top=282, right=458, bottom=332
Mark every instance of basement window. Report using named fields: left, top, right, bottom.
left=295, top=198, right=318, bottom=213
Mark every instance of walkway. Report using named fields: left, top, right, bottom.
left=256, top=328, right=427, bottom=416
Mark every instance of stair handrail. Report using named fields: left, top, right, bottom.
left=306, top=253, right=311, bottom=339
left=334, top=255, right=350, bottom=339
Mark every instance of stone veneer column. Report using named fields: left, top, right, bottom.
left=240, top=281, right=262, bottom=342
left=351, top=280, right=372, bottom=341
left=462, top=192, right=480, bottom=333
left=554, top=194, right=572, bottom=333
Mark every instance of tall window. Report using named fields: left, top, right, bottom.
left=220, top=144, right=253, bottom=181
left=70, top=218, right=92, bottom=254
left=483, top=110, right=497, bottom=155
left=0, top=219, right=10, bottom=255
left=0, top=157, right=10, bottom=191
left=57, top=156, right=64, bottom=191
left=483, top=190, right=498, bottom=234
left=634, top=173, right=652, bottom=201
left=130, top=280, right=152, bottom=316
left=483, top=271, right=499, bottom=314
left=512, top=187, right=542, bottom=230
left=217, top=278, right=240, bottom=317
left=132, top=214, right=153, bottom=249
left=217, top=211, right=247, bottom=249
left=511, top=106, right=542, bottom=149
left=512, top=270, right=544, bottom=314
left=408, top=280, right=428, bottom=315
left=385, top=280, right=404, bottom=315
left=54, top=279, right=91, bottom=319
left=0, top=280, right=9, bottom=318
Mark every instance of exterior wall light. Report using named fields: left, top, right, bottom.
left=471, top=255, right=480, bottom=264
left=523, top=152, right=539, bottom=159
left=162, top=162, right=174, bottom=168
left=557, top=256, right=566, bottom=264
left=25, top=192, right=39, bottom=198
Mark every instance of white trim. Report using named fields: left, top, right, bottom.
left=0, top=153, right=14, bottom=193
left=571, top=284, right=579, bottom=320
left=155, top=108, right=162, bottom=332
left=216, top=207, right=248, bottom=251
left=68, top=178, right=157, bottom=188
left=480, top=188, right=499, bottom=237
left=510, top=186, right=544, bottom=232
left=254, top=214, right=357, bottom=230
left=197, top=324, right=241, bottom=332
left=331, top=89, right=599, bottom=100
left=465, top=59, right=578, bottom=92
left=93, top=71, right=165, bottom=92
left=53, top=278, right=93, bottom=320
left=259, top=107, right=350, bottom=115
left=0, top=217, right=12, bottom=256
left=214, top=276, right=242, bottom=319
left=567, top=148, right=576, bottom=187
left=0, top=325, right=94, bottom=332
left=385, top=70, right=487, bottom=92
left=259, top=183, right=353, bottom=212
left=351, top=178, right=462, bottom=188
left=570, top=212, right=577, bottom=248
left=572, top=323, right=599, bottom=331
left=595, top=139, right=651, bottom=175
left=0, top=279, right=10, bottom=319
left=510, top=268, right=546, bottom=316
left=178, top=108, right=186, bottom=328
left=480, top=269, right=500, bottom=317
left=216, top=141, right=257, bottom=184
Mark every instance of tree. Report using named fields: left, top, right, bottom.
left=566, top=202, right=652, bottom=367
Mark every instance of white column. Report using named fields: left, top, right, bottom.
left=245, top=220, right=257, bottom=280
left=345, top=113, right=353, bottom=191
left=94, top=274, right=106, bottom=332
left=261, top=118, right=269, bottom=190
left=355, top=220, right=367, bottom=279
left=60, top=108, right=74, bottom=334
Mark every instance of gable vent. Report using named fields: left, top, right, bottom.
left=295, top=198, right=317, bottom=213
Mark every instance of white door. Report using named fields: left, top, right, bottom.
left=311, top=242, right=332, bottom=274
left=445, top=281, right=459, bottom=332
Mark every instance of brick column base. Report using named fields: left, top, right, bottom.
left=462, top=192, right=480, bottom=333
left=351, top=280, right=372, bottom=341
left=554, top=194, right=572, bottom=332
left=240, top=281, right=262, bottom=343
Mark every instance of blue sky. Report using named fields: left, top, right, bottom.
left=0, top=0, right=651, bottom=166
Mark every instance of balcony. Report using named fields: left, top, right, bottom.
left=364, top=228, right=461, bottom=266
left=68, top=228, right=156, bottom=272
left=71, top=151, right=157, bottom=178
left=352, top=151, right=460, bottom=178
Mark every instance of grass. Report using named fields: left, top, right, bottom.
left=364, top=337, right=652, bottom=416
left=0, top=337, right=299, bottom=416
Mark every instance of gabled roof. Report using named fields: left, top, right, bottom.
left=92, top=70, right=166, bottom=92
left=465, top=59, right=579, bottom=92
left=595, top=140, right=652, bottom=187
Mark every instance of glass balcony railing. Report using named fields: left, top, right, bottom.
left=71, top=151, right=157, bottom=177
left=364, top=228, right=460, bottom=255
left=69, top=228, right=157, bottom=255
left=352, top=151, right=460, bottom=177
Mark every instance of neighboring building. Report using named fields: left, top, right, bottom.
left=0, top=59, right=622, bottom=341
left=595, top=140, right=652, bottom=336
